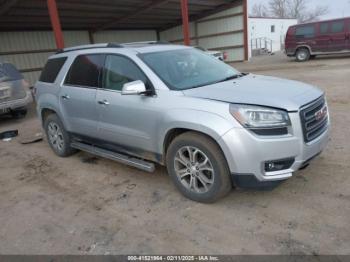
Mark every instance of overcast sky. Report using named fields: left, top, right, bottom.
left=249, top=0, right=350, bottom=19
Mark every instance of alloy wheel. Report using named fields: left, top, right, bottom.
left=174, top=146, right=215, bottom=194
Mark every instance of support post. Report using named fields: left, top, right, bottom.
left=181, top=0, right=190, bottom=46
left=243, top=0, right=249, bottom=60
left=47, top=0, right=64, bottom=49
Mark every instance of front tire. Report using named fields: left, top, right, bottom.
left=44, top=114, right=77, bottom=157
left=295, top=48, right=310, bottom=62
left=166, top=132, right=232, bottom=203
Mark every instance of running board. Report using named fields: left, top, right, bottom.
left=71, top=141, right=155, bottom=173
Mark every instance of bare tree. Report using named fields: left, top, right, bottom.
left=264, top=0, right=329, bottom=22
left=269, top=0, right=289, bottom=18
left=250, top=3, right=269, bottom=17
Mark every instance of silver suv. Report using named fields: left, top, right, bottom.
left=35, top=42, right=330, bottom=202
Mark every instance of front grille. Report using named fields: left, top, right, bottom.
left=300, top=96, right=328, bottom=143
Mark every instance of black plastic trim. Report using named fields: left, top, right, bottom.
left=231, top=174, right=285, bottom=190
left=250, top=127, right=288, bottom=136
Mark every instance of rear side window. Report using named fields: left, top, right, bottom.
left=295, top=25, right=315, bottom=38
left=39, top=57, right=67, bottom=83
left=331, top=21, right=345, bottom=33
left=65, top=54, right=104, bottom=88
left=320, top=23, right=329, bottom=34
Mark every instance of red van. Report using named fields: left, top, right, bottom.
left=285, top=17, right=350, bottom=61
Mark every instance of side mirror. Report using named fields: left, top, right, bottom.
left=121, top=80, right=148, bottom=95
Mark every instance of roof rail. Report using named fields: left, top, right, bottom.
left=121, top=41, right=170, bottom=45
left=56, top=43, right=124, bottom=54
left=55, top=41, right=171, bottom=54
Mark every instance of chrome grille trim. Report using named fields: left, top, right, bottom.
left=300, top=96, right=328, bottom=143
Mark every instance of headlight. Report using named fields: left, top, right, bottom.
left=229, top=104, right=290, bottom=128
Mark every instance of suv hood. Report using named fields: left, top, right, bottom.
left=182, top=74, right=323, bottom=111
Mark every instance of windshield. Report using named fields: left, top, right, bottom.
left=140, top=48, right=239, bottom=90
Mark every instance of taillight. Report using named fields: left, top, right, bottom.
left=223, top=51, right=228, bottom=60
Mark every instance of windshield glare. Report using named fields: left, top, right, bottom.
left=140, top=48, right=239, bottom=90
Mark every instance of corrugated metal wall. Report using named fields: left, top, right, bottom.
left=93, top=30, right=156, bottom=43
left=0, top=30, right=156, bottom=85
left=160, top=4, right=245, bottom=62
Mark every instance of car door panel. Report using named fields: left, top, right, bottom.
left=59, top=54, right=104, bottom=137
left=97, top=54, right=160, bottom=155
left=59, top=85, right=98, bottom=137
left=96, top=90, right=159, bottom=153
left=329, top=20, right=347, bottom=52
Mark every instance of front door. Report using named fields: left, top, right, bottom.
left=59, top=54, right=104, bottom=137
left=96, top=54, right=160, bottom=158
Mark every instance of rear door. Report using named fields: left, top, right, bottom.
left=59, top=54, right=104, bottom=138
left=329, top=20, right=347, bottom=52
left=314, top=22, right=331, bottom=53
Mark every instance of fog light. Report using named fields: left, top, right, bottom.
left=264, top=158, right=294, bottom=172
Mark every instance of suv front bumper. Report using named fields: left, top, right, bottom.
left=218, top=112, right=330, bottom=188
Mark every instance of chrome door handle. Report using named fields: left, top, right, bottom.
left=61, top=94, right=70, bottom=99
left=98, top=100, right=110, bottom=105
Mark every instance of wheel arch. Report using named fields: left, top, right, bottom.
left=162, top=127, right=230, bottom=169
left=295, top=45, right=312, bottom=54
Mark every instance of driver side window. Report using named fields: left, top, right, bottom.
left=102, top=55, right=148, bottom=91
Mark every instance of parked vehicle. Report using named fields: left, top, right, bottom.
left=194, top=46, right=227, bottom=61
left=0, top=62, right=32, bottom=118
left=285, top=17, right=350, bottom=61
left=35, top=42, right=330, bottom=202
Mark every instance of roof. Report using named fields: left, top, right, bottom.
left=291, top=16, right=350, bottom=27
left=52, top=42, right=189, bottom=57
left=0, top=0, right=242, bottom=32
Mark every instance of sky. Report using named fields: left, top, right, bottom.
left=249, top=0, right=350, bottom=20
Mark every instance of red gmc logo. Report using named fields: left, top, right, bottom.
left=315, top=106, right=328, bottom=121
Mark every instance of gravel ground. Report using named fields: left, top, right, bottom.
left=0, top=53, right=349, bottom=255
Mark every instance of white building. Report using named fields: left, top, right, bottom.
left=248, top=17, right=298, bottom=59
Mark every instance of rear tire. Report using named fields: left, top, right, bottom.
left=295, top=48, right=310, bottom=62
left=166, top=132, right=232, bottom=203
left=44, top=114, right=77, bottom=157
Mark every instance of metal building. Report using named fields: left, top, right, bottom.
left=0, top=0, right=248, bottom=85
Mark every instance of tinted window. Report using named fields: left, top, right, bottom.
left=331, top=21, right=345, bottom=33
left=320, top=23, right=329, bottom=34
left=102, top=55, right=148, bottom=91
left=39, top=57, right=67, bottom=83
left=271, top=25, right=275, bottom=33
left=65, top=54, right=104, bottom=87
left=295, top=25, right=315, bottom=38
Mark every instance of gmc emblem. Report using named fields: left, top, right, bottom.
left=315, top=106, right=328, bottom=121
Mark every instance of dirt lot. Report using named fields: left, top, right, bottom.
left=0, top=53, right=349, bottom=255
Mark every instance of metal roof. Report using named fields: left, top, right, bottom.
left=0, top=0, right=242, bottom=32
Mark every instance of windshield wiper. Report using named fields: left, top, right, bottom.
left=183, top=73, right=249, bottom=90
left=216, top=73, right=249, bottom=83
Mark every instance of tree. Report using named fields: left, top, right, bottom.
left=252, top=0, right=329, bottom=23
left=269, top=0, right=289, bottom=18
left=251, top=3, right=269, bottom=17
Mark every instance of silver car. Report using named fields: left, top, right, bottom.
left=35, top=42, right=330, bottom=202
left=0, top=62, right=32, bottom=118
